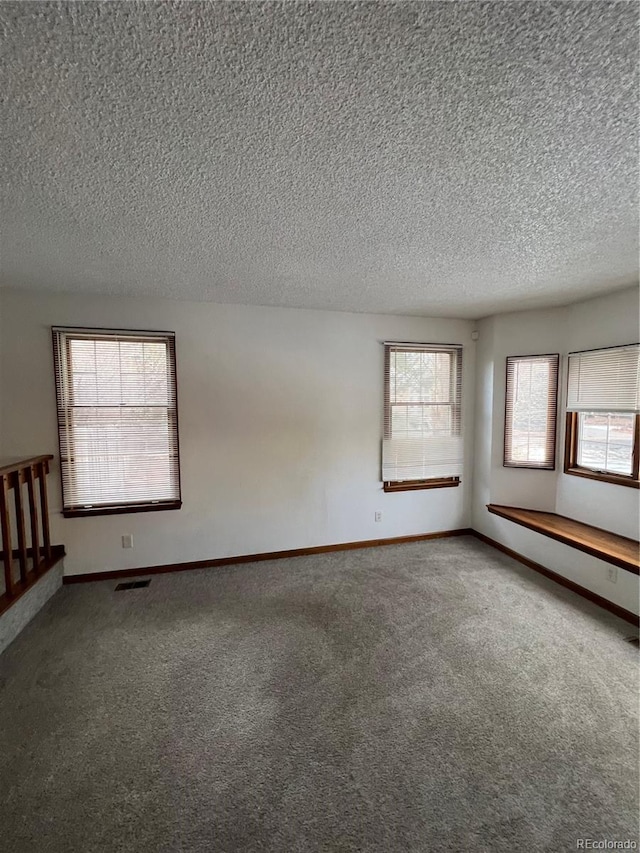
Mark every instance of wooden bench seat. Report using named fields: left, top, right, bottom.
left=487, top=504, right=639, bottom=576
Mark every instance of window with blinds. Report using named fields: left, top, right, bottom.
left=382, top=343, right=463, bottom=490
left=504, top=354, right=559, bottom=470
left=565, top=344, right=639, bottom=487
left=52, top=328, right=181, bottom=517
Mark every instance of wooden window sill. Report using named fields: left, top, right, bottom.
left=383, top=478, right=460, bottom=493
left=503, top=462, right=555, bottom=471
left=564, top=467, right=639, bottom=490
left=63, top=501, right=182, bottom=518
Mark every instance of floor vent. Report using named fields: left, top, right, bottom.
left=623, top=636, right=639, bottom=647
left=115, top=580, right=151, bottom=591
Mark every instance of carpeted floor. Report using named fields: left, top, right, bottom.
left=0, top=535, right=638, bottom=852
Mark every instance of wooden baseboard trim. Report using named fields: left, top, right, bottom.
left=472, top=530, right=639, bottom=627
left=62, top=528, right=473, bottom=584
left=61, top=528, right=639, bottom=629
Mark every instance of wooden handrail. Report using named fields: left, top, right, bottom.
left=0, top=454, right=53, bottom=476
left=0, top=454, right=62, bottom=612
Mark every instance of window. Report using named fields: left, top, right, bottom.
left=504, top=354, right=559, bottom=469
left=52, top=328, right=181, bottom=516
left=382, top=343, right=463, bottom=491
left=564, top=344, right=639, bottom=488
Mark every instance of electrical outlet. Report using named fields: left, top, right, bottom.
left=607, top=566, right=618, bottom=584
left=374, top=511, right=382, bottom=522
left=121, top=535, right=134, bottom=549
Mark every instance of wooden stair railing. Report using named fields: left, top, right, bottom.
left=0, top=455, right=64, bottom=615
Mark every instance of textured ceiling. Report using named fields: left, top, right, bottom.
left=1, top=1, right=638, bottom=319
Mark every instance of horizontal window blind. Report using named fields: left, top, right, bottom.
left=382, top=343, right=463, bottom=482
left=53, top=328, right=181, bottom=513
left=567, top=344, right=640, bottom=413
left=504, top=354, right=559, bottom=469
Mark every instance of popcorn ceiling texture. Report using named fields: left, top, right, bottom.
left=0, top=1, right=637, bottom=318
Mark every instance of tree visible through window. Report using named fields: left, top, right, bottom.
left=388, top=350, right=458, bottom=438
left=382, top=343, right=463, bottom=491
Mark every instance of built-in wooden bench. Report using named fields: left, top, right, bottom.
left=487, top=504, right=639, bottom=576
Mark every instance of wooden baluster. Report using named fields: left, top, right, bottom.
left=38, top=461, right=52, bottom=563
left=13, top=470, right=28, bottom=584
left=0, top=474, right=14, bottom=598
left=26, top=465, right=40, bottom=573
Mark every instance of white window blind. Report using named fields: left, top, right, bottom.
left=382, top=343, right=463, bottom=482
left=566, top=344, right=640, bottom=413
left=52, top=328, right=181, bottom=516
left=504, top=354, right=559, bottom=469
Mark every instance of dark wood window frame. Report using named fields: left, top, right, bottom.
left=383, top=344, right=462, bottom=492
left=383, top=477, right=460, bottom=493
left=52, top=327, right=182, bottom=517
left=503, top=353, right=559, bottom=471
left=62, top=501, right=182, bottom=519
left=564, top=411, right=640, bottom=489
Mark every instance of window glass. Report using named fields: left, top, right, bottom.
left=53, top=329, right=181, bottom=516
left=576, top=412, right=634, bottom=476
left=504, top=354, right=559, bottom=469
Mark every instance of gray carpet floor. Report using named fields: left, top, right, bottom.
left=0, top=535, right=638, bottom=853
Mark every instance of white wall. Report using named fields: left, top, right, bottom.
left=555, top=291, right=639, bottom=536
left=2, top=283, right=637, bottom=614
left=472, top=286, right=639, bottom=615
left=0, top=288, right=475, bottom=576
